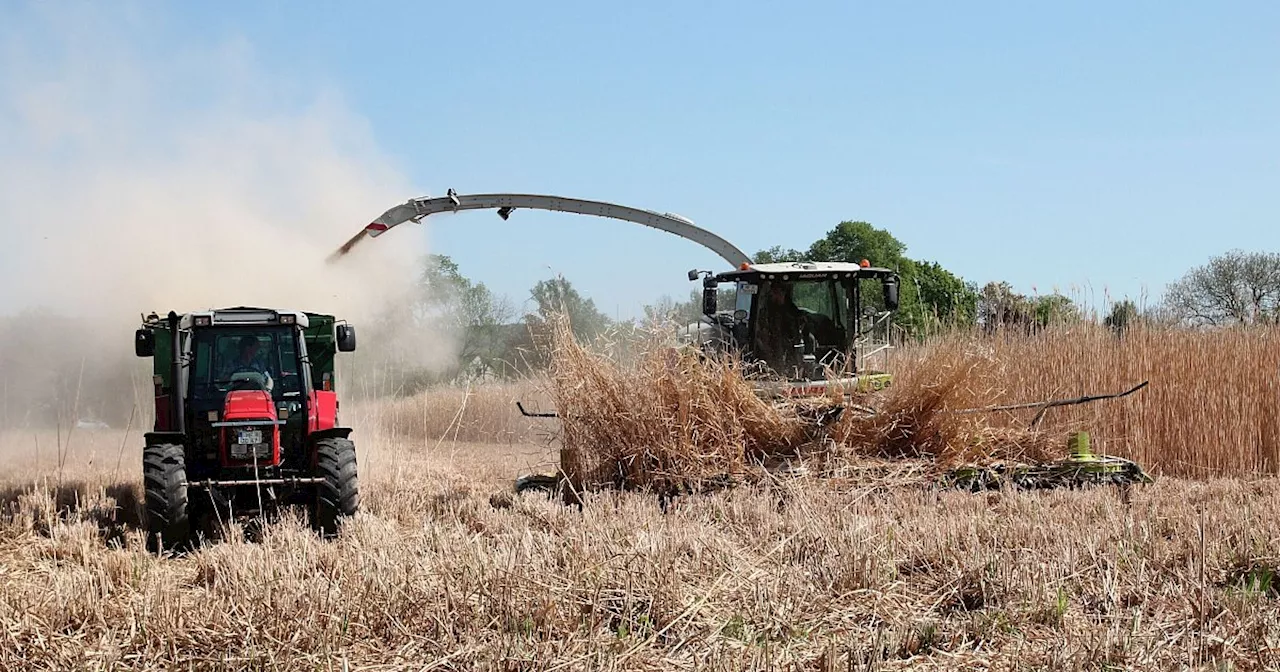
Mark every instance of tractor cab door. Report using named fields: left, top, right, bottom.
left=303, top=313, right=337, bottom=393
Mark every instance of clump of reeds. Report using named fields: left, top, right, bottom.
left=546, top=317, right=1063, bottom=494
left=835, top=340, right=1058, bottom=466
left=547, top=317, right=815, bottom=493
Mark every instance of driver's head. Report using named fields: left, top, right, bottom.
left=237, top=335, right=260, bottom=362
left=767, top=283, right=790, bottom=304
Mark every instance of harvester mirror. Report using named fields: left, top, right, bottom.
left=336, top=324, right=357, bottom=352
left=134, top=329, right=155, bottom=357
left=884, top=278, right=900, bottom=311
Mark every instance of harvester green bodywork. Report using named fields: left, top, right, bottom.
left=944, top=431, right=1154, bottom=491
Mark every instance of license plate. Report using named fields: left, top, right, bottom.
left=231, top=443, right=267, bottom=460
left=237, top=430, right=263, bottom=445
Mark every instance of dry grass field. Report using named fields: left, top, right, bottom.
left=1, top=324, right=1279, bottom=669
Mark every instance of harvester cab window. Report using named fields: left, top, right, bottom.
left=752, top=278, right=851, bottom=377
left=791, top=280, right=849, bottom=358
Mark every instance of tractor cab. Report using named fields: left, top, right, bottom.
left=683, top=261, right=900, bottom=395
left=134, top=306, right=359, bottom=552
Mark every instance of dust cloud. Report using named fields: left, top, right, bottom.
left=0, top=5, right=457, bottom=430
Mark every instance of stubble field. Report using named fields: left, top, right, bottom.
left=2, top=324, right=1280, bottom=670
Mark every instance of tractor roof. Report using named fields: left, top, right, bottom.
left=713, top=261, right=898, bottom=282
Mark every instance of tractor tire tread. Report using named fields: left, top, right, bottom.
left=142, top=443, right=190, bottom=553
left=312, top=437, right=358, bottom=536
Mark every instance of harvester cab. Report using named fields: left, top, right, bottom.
left=134, top=307, right=360, bottom=552
left=683, top=260, right=900, bottom=396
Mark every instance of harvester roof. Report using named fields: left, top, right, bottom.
left=713, top=261, right=898, bottom=283
left=144, top=307, right=313, bottom=329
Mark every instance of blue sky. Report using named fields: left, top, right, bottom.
left=3, top=1, right=1277, bottom=320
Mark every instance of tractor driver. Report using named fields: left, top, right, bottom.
left=220, top=335, right=273, bottom=389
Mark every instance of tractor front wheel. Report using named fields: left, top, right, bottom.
left=143, top=443, right=190, bottom=553
left=311, top=437, right=358, bottom=537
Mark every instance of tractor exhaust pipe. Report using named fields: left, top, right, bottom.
left=168, top=311, right=185, bottom=435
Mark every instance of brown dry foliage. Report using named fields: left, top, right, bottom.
left=922, top=323, right=1280, bottom=477
left=349, top=319, right=1280, bottom=481
left=547, top=319, right=1060, bottom=494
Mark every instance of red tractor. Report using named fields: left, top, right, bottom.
left=134, top=307, right=359, bottom=552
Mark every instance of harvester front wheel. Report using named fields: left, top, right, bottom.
left=143, top=443, right=190, bottom=553
left=311, top=437, right=358, bottom=537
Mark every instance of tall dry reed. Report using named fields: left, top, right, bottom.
left=887, top=323, right=1280, bottom=477
left=370, top=381, right=546, bottom=445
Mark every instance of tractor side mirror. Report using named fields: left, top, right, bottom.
left=135, top=329, right=155, bottom=357
left=884, top=278, right=900, bottom=311
left=336, top=324, right=357, bottom=352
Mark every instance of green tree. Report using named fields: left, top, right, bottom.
left=415, top=254, right=515, bottom=364
left=898, top=260, right=979, bottom=334
left=977, top=281, right=1079, bottom=332
left=1105, top=299, right=1140, bottom=335
left=800, top=221, right=974, bottom=332
left=753, top=246, right=805, bottom=263
left=525, top=275, right=612, bottom=343
left=977, top=281, right=1032, bottom=332
left=805, top=221, right=907, bottom=268
left=1032, top=294, right=1080, bottom=326
left=365, top=254, right=517, bottom=389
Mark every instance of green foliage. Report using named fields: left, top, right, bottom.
left=365, top=254, right=519, bottom=389
left=1033, top=294, right=1080, bottom=326
left=753, top=245, right=805, bottom=263
left=1105, top=300, right=1140, bottom=334
left=413, top=255, right=513, bottom=332
left=977, top=281, right=1079, bottom=332
left=642, top=288, right=735, bottom=327
left=897, top=259, right=979, bottom=335
left=525, top=276, right=612, bottom=343
left=767, top=220, right=977, bottom=335
left=805, top=221, right=907, bottom=269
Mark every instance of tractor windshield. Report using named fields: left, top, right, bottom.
left=751, top=278, right=851, bottom=378
left=189, top=326, right=302, bottom=401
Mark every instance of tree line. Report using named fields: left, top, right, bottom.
left=368, top=219, right=1276, bottom=391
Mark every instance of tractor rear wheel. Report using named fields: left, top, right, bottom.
left=311, top=437, right=358, bottom=537
left=143, top=443, right=190, bottom=553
